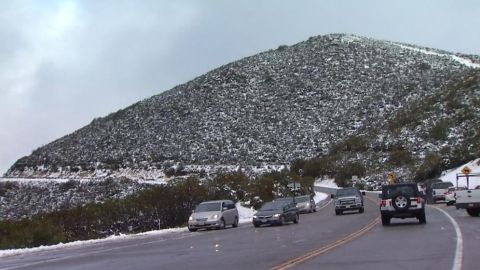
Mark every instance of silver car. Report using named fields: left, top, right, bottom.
left=276, top=195, right=316, bottom=213
left=188, top=200, right=239, bottom=232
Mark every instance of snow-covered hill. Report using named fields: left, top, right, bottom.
left=5, top=33, right=480, bottom=181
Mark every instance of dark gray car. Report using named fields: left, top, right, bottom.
left=253, top=201, right=299, bottom=227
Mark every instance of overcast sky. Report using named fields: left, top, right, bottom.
left=1, top=0, right=479, bottom=174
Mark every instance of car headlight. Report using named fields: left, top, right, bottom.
left=273, top=213, right=281, bottom=218
left=210, top=214, right=219, bottom=220
left=306, top=203, right=310, bottom=207
left=189, top=216, right=193, bottom=221
left=253, top=215, right=257, bottom=219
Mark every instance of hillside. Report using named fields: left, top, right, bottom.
left=5, top=33, right=480, bottom=179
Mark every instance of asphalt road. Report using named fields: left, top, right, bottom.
left=1, top=188, right=479, bottom=270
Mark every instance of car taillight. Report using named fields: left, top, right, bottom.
left=380, top=200, right=387, bottom=207
left=444, top=191, right=448, bottom=195
left=416, top=197, right=422, bottom=204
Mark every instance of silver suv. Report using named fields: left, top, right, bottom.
left=188, top=200, right=239, bottom=232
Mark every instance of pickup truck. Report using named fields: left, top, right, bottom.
left=454, top=173, right=480, bottom=217
left=331, top=187, right=365, bottom=215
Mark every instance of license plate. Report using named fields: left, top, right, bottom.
left=198, top=222, right=205, bottom=226
left=469, top=204, right=474, bottom=207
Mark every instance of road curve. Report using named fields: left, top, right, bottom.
left=0, top=189, right=478, bottom=270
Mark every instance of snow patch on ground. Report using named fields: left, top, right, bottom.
left=392, top=43, right=480, bottom=69
left=440, top=158, right=480, bottom=188
left=0, top=227, right=187, bottom=258
left=236, top=202, right=256, bottom=223
left=314, top=179, right=339, bottom=189
left=313, top=191, right=328, bottom=203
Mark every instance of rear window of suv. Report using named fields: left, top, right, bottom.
left=381, top=184, right=419, bottom=199
left=431, top=182, right=453, bottom=189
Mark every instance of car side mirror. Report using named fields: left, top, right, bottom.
left=222, top=207, right=228, bottom=211
left=361, top=191, right=366, bottom=195
left=330, top=194, right=335, bottom=199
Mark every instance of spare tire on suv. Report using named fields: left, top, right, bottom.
left=379, top=183, right=426, bottom=226
left=391, top=193, right=411, bottom=211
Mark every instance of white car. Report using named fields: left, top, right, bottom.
left=445, top=187, right=466, bottom=206
left=188, top=200, right=239, bottom=231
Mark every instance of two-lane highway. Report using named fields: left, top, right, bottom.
left=1, top=189, right=478, bottom=270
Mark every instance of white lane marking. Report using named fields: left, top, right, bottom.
left=317, top=198, right=333, bottom=211
left=432, top=206, right=463, bottom=270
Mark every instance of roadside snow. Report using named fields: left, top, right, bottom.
left=0, top=227, right=187, bottom=258
left=236, top=202, right=255, bottom=223
left=314, top=179, right=339, bottom=189
left=313, top=191, right=328, bottom=203
left=440, top=158, right=480, bottom=188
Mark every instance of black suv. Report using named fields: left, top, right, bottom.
left=379, top=183, right=426, bottom=226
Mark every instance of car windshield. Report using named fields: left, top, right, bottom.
left=259, top=202, right=285, bottom=211
left=336, top=189, right=358, bottom=196
left=195, top=202, right=221, bottom=212
left=296, top=196, right=310, bottom=203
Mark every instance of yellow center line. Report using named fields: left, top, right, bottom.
left=271, top=195, right=380, bottom=270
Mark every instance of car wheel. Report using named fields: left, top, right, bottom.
left=253, top=223, right=260, bottom=228
left=335, top=210, right=341, bottom=215
left=359, top=207, right=364, bottom=213
left=466, top=208, right=480, bottom=217
left=381, top=214, right=390, bottom=226
left=279, top=216, right=285, bottom=226
left=218, top=219, right=226, bottom=229
left=293, top=214, right=299, bottom=224
left=188, top=227, right=197, bottom=232
left=392, top=193, right=410, bottom=211
left=232, top=217, right=239, bottom=228
left=418, top=210, right=427, bottom=224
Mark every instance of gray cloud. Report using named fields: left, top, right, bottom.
left=1, top=0, right=479, bottom=174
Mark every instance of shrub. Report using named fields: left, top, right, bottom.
left=59, top=180, right=78, bottom=192
left=0, top=181, right=18, bottom=196
left=418, top=62, right=431, bottom=71
left=414, top=153, right=443, bottom=182
left=330, top=136, right=369, bottom=154
left=430, top=120, right=449, bottom=141
left=277, top=45, right=288, bottom=51
left=388, top=149, right=413, bottom=166
left=334, top=162, right=365, bottom=187
left=302, top=157, right=335, bottom=178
